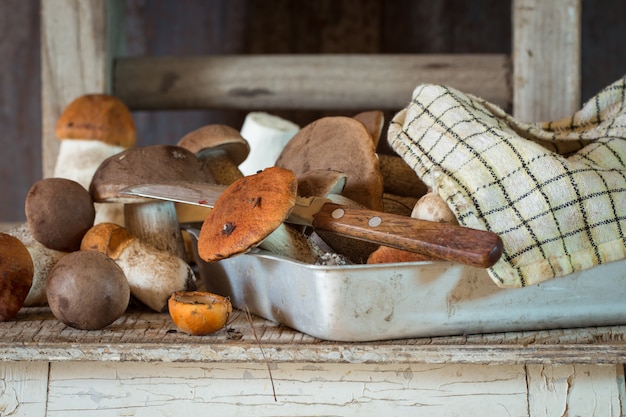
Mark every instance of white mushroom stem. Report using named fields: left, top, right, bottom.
left=411, top=192, right=459, bottom=224
left=124, top=201, right=187, bottom=260
left=239, top=112, right=300, bottom=175
left=115, top=238, right=196, bottom=312
left=54, top=139, right=126, bottom=225
left=258, top=223, right=326, bottom=264
left=5, top=223, right=67, bottom=306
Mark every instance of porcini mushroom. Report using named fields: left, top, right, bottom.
left=81, top=222, right=196, bottom=312
left=353, top=110, right=385, bottom=148
left=168, top=291, right=232, bottom=336
left=54, top=94, right=136, bottom=225
left=46, top=250, right=130, bottom=330
left=25, top=177, right=96, bottom=252
left=275, top=117, right=385, bottom=263
left=275, top=116, right=384, bottom=211
left=239, top=112, right=300, bottom=176
left=5, top=223, right=67, bottom=306
left=177, top=124, right=250, bottom=185
left=89, top=144, right=214, bottom=259
left=179, top=132, right=323, bottom=264
left=197, top=167, right=325, bottom=264
left=0, top=233, right=34, bottom=321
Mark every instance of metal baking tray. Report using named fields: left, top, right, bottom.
left=189, top=236, right=626, bottom=341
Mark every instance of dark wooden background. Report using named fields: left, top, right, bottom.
left=1, top=0, right=625, bottom=222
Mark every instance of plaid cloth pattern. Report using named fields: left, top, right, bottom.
left=388, top=77, right=626, bottom=288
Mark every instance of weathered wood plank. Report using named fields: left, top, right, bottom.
left=0, top=362, right=49, bottom=417
left=527, top=364, right=623, bottom=417
left=2, top=308, right=626, bottom=365
left=512, top=0, right=581, bottom=121
left=46, top=361, right=529, bottom=416
left=114, top=54, right=512, bottom=111
left=40, top=0, right=124, bottom=178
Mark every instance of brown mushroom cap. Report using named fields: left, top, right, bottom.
left=275, top=116, right=384, bottom=211
left=80, top=222, right=136, bottom=259
left=367, top=245, right=434, bottom=264
left=46, top=250, right=130, bottom=330
left=25, top=178, right=96, bottom=252
left=0, top=233, right=34, bottom=321
left=177, top=124, right=250, bottom=166
left=89, top=144, right=214, bottom=203
left=197, top=166, right=297, bottom=262
left=353, top=110, right=385, bottom=148
left=55, top=94, right=136, bottom=147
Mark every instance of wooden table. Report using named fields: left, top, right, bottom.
left=2, top=305, right=626, bottom=416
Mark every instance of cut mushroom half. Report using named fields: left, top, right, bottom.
left=54, top=94, right=136, bottom=225
left=353, top=110, right=385, bottom=149
left=197, top=167, right=325, bottom=264
left=89, top=144, right=215, bottom=259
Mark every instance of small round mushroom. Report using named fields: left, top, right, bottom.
left=377, top=153, right=429, bottom=199
left=81, top=222, right=197, bottom=312
left=89, top=144, right=214, bottom=259
left=46, top=250, right=130, bottom=330
left=367, top=245, right=433, bottom=264
left=197, top=167, right=325, bottom=263
left=411, top=192, right=459, bottom=224
left=177, top=124, right=250, bottom=185
left=5, top=223, right=67, bottom=306
left=168, top=291, right=232, bottom=336
left=0, top=233, right=34, bottom=321
left=25, top=177, right=95, bottom=252
left=54, top=93, right=136, bottom=225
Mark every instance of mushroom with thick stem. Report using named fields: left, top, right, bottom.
left=25, top=177, right=96, bottom=252
left=275, top=116, right=385, bottom=263
left=175, top=124, right=250, bottom=223
left=178, top=132, right=324, bottom=264
left=238, top=112, right=300, bottom=176
left=4, top=223, right=67, bottom=306
left=89, top=144, right=214, bottom=260
left=0, top=233, right=34, bottom=321
left=54, top=94, right=136, bottom=225
left=197, top=167, right=327, bottom=264
left=81, top=222, right=197, bottom=313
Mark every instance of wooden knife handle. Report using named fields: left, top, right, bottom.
left=311, top=203, right=503, bottom=268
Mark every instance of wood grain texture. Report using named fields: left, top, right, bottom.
left=2, top=307, right=626, bottom=365
left=0, top=361, right=48, bottom=417
left=512, top=0, right=582, bottom=122
left=114, top=54, right=511, bottom=111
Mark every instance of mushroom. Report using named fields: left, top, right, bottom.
left=177, top=124, right=250, bottom=185
left=178, top=131, right=323, bottom=264
left=275, top=116, right=384, bottom=211
left=89, top=144, right=214, bottom=259
left=197, top=167, right=326, bottom=264
left=80, top=222, right=197, bottom=312
left=25, top=177, right=96, bottom=252
left=353, top=110, right=385, bottom=149
left=168, top=291, right=232, bottom=336
left=378, top=153, right=429, bottom=199
left=367, top=190, right=458, bottom=264
left=0, top=233, right=34, bottom=321
left=274, top=116, right=385, bottom=263
left=238, top=112, right=300, bottom=176
left=4, top=223, right=67, bottom=306
left=54, top=94, right=136, bottom=225
left=46, top=250, right=130, bottom=330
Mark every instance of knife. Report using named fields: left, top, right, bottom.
left=120, top=182, right=503, bottom=268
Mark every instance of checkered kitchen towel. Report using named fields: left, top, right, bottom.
left=388, top=77, right=626, bottom=288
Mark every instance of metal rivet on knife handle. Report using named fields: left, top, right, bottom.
left=368, top=217, right=382, bottom=227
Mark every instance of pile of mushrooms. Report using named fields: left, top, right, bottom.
left=3, top=94, right=460, bottom=333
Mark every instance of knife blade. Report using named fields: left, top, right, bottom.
left=120, top=182, right=503, bottom=268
